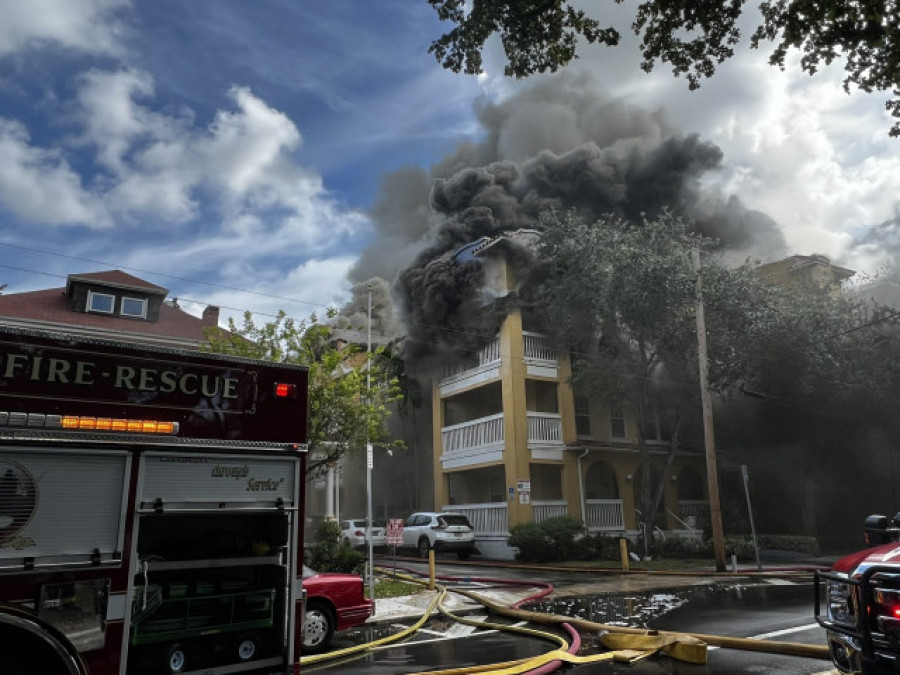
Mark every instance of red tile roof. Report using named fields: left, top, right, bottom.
left=0, top=286, right=216, bottom=345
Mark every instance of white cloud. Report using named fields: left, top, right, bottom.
left=0, top=118, right=105, bottom=226
left=0, top=0, right=129, bottom=58
left=182, top=255, right=358, bottom=328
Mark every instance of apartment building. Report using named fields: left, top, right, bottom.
left=430, top=232, right=708, bottom=559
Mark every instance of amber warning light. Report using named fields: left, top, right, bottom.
left=274, top=382, right=297, bottom=399
left=0, top=411, right=178, bottom=435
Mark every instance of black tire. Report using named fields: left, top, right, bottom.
left=302, top=600, right=334, bottom=654
left=166, top=643, right=187, bottom=673
left=235, top=632, right=260, bottom=662
left=417, top=538, right=431, bottom=559
left=457, top=550, right=471, bottom=560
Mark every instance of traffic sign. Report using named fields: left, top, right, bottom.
left=386, top=518, right=403, bottom=546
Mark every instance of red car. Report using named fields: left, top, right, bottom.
left=300, top=565, right=374, bottom=653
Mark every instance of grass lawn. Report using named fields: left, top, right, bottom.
left=371, top=577, right=424, bottom=599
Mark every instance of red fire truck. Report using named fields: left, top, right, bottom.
left=817, top=514, right=900, bottom=674
left=0, top=326, right=309, bottom=675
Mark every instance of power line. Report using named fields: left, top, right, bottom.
left=0, top=242, right=329, bottom=310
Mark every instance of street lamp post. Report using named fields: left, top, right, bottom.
left=365, top=288, right=375, bottom=608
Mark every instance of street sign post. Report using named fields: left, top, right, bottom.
left=387, top=518, right=403, bottom=574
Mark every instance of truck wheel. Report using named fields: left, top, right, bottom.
left=166, top=643, right=187, bottom=673
left=302, top=600, right=334, bottom=654
left=418, top=538, right=431, bottom=558
left=235, top=633, right=259, bottom=661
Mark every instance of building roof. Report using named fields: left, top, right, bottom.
left=0, top=280, right=219, bottom=347
left=758, top=254, right=856, bottom=280
left=65, top=270, right=169, bottom=295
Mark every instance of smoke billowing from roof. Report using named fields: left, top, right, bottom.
left=349, top=73, right=789, bottom=361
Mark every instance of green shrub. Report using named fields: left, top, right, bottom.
left=508, top=522, right=549, bottom=563
left=578, top=533, right=621, bottom=561
left=704, top=534, right=821, bottom=560
left=509, top=517, right=586, bottom=563
left=542, top=516, right=586, bottom=560
left=306, top=520, right=365, bottom=574
left=655, top=536, right=705, bottom=559
left=758, top=534, right=820, bottom=556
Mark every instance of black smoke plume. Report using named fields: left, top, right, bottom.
left=350, top=72, right=788, bottom=364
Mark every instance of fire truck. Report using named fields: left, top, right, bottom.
left=0, top=326, right=309, bottom=675
left=816, top=513, right=900, bottom=674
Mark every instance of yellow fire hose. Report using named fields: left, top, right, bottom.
left=302, top=566, right=829, bottom=673
left=453, top=587, right=830, bottom=661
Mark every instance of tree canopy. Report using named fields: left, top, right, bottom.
left=529, top=208, right=900, bottom=546
left=530, top=209, right=768, bottom=542
left=205, top=310, right=403, bottom=478
left=428, top=0, right=900, bottom=136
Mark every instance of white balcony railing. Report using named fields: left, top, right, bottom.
left=523, top=332, right=557, bottom=363
left=585, top=499, right=625, bottom=531
left=441, top=413, right=504, bottom=454
left=443, top=502, right=508, bottom=535
left=441, top=338, right=502, bottom=380
left=532, top=500, right=567, bottom=523
left=526, top=412, right=563, bottom=445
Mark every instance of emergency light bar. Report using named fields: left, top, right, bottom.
left=0, top=411, right=179, bottom=435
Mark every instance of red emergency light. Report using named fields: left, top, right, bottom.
left=274, top=382, right=297, bottom=399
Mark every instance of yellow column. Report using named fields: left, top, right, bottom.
left=432, top=380, right=448, bottom=511
left=500, top=309, right=531, bottom=528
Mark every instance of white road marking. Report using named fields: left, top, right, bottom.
left=708, top=623, right=825, bottom=652
left=749, top=623, right=822, bottom=640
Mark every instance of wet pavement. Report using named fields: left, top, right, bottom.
left=311, top=574, right=833, bottom=674
left=366, top=565, right=783, bottom=625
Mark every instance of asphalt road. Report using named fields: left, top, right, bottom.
left=308, top=557, right=836, bottom=674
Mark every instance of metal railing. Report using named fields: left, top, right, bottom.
left=526, top=412, right=563, bottom=444
left=443, top=502, right=508, bottom=535
left=532, top=500, right=567, bottom=523
left=585, top=499, right=625, bottom=530
left=522, top=332, right=557, bottom=362
left=441, top=413, right=504, bottom=454
left=441, top=338, right=502, bottom=380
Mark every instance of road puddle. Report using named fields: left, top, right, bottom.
left=521, top=583, right=744, bottom=629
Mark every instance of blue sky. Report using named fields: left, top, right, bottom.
left=1, top=0, right=898, bottom=326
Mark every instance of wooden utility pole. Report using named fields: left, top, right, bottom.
left=693, top=246, right=727, bottom=572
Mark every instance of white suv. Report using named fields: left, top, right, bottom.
left=401, top=511, right=477, bottom=560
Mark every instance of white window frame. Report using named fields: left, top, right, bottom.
left=87, top=291, right=115, bottom=314
left=120, top=296, right=147, bottom=319
left=574, top=395, right=592, bottom=438
left=609, top=404, right=627, bottom=440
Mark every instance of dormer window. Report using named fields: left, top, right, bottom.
left=87, top=291, right=115, bottom=314
left=120, top=296, right=147, bottom=319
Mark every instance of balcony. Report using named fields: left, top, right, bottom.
left=532, top=500, right=567, bottom=523
left=527, top=411, right=563, bottom=460
left=441, top=413, right=504, bottom=469
left=585, top=499, right=625, bottom=531
left=442, top=502, right=508, bottom=535
left=440, top=338, right=501, bottom=396
left=523, top=332, right=558, bottom=377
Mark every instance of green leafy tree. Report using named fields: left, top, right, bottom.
left=428, top=0, right=900, bottom=136
left=205, top=310, right=403, bottom=478
left=530, top=209, right=769, bottom=546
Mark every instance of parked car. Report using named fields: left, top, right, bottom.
left=300, top=565, right=373, bottom=654
left=401, top=511, right=477, bottom=560
left=340, top=518, right=387, bottom=551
